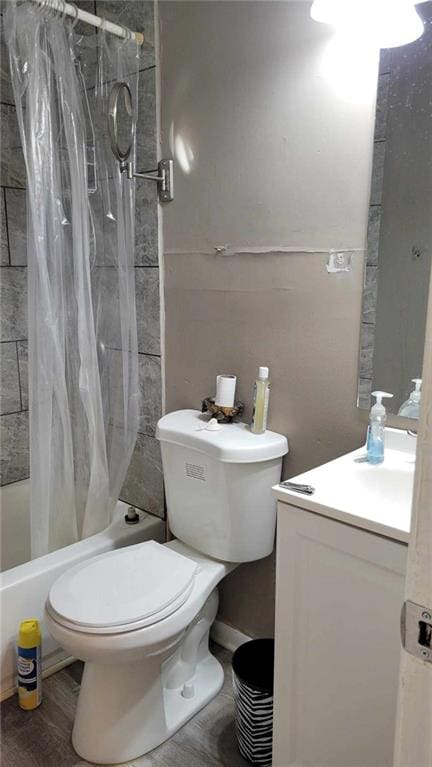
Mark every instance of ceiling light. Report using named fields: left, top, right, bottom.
left=310, top=0, right=424, bottom=48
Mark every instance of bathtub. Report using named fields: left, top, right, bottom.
left=0, top=479, right=165, bottom=700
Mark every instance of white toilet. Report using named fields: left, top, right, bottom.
left=45, top=410, right=288, bottom=764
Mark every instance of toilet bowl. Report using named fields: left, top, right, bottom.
left=46, top=539, right=235, bottom=764
left=46, top=410, right=288, bottom=764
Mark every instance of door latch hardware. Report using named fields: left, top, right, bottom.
left=401, top=600, right=432, bottom=663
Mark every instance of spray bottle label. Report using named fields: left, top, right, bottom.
left=17, top=618, right=42, bottom=711
left=17, top=645, right=41, bottom=709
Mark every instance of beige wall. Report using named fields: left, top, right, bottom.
left=159, top=1, right=377, bottom=636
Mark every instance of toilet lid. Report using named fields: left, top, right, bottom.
left=47, top=541, right=198, bottom=634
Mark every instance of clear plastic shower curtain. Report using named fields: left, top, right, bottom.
left=5, top=3, right=140, bottom=557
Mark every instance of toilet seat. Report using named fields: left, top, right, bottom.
left=46, top=541, right=198, bottom=634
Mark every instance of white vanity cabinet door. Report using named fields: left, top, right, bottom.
left=273, top=502, right=407, bottom=767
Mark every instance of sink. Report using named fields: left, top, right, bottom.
left=349, top=462, right=413, bottom=506
left=273, top=428, right=415, bottom=542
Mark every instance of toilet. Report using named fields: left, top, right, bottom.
left=45, top=410, right=288, bottom=764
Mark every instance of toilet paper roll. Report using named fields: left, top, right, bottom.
left=215, top=374, right=237, bottom=408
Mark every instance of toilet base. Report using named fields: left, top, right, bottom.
left=71, top=589, right=222, bottom=764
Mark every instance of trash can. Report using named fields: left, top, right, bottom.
left=232, top=638, right=274, bottom=766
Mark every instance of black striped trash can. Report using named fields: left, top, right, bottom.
left=232, top=639, right=274, bottom=766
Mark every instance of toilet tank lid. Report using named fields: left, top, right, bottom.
left=156, top=410, right=288, bottom=463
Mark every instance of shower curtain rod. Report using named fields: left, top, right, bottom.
left=32, top=0, right=144, bottom=45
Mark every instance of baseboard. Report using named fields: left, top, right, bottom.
left=42, top=654, right=75, bottom=680
left=211, top=619, right=252, bottom=653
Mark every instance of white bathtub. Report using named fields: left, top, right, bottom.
left=0, top=479, right=165, bottom=700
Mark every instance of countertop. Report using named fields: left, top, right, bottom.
left=273, top=429, right=415, bottom=543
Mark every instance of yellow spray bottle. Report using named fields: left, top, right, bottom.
left=17, top=619, right=42, bottom=710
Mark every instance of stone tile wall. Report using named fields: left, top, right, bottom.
left=0, top=1, right=29, bottom=485
left=0, top=1, right=164, bottom=520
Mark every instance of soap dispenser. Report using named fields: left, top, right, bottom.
left=398, top=379, right=422, bottom=419
left=367, top=391, right=393, bottom=465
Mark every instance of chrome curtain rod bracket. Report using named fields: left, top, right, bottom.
left=121, top=160, right=174, bottom=203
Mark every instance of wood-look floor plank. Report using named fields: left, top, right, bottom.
left=1, top=644, right=248, bottom=767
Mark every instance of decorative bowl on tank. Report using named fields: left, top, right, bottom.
left=201, top=397, right=244, bottom=423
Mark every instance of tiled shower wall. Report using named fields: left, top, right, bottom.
left=0, top=1, right=164, bottom=519
left=0, top=0, right=29, bottom=485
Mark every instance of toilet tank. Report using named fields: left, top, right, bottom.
left=156, top=410, right=288, bottom=563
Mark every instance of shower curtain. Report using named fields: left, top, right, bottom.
left=5, top=3, right=140, bottom=557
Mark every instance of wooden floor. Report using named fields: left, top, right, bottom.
left=1, top=644, right=249, bottom=767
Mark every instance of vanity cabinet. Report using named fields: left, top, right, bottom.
left=273, top=502, right=407, bottom=767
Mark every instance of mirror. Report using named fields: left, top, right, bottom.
left=108, top=81, right=134, bottom=163
left=358, top=1, right=432, bottom=417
